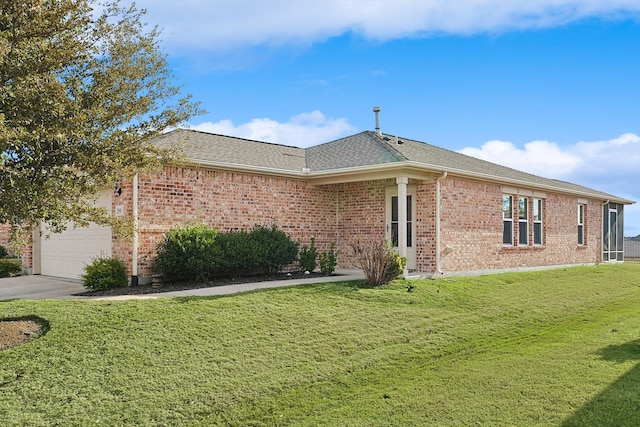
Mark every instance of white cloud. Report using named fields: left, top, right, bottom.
left=459, top=133, right=640, bottom=181
left=137, top=0, right=640, bottom=51
left=571, top=133, right=640, bottom=174
left=459, top=139, right=582, bottom=179
left=460, top=133, right=640, bottom=235
left=190, top=111, right=356, bottom=147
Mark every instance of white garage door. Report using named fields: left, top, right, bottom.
left=40, top=192, right=113, bottom=280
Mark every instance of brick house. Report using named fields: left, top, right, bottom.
left=22, top=128, right=633, bottom=283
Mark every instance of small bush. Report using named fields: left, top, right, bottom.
left=82, top=257, right=128, bottom=290
left=0, top=260, right=22, bottom=278
left=352, top=240, right=405, bottom=286
left=153, top=223, right=219, bottom=281
left=319, top=242, right=338, bottom=275
left=250, top=224, right=299, bottom=275
left=299, top=237, right=318, bottom=272
left=0, top=245, right=8, bottom=258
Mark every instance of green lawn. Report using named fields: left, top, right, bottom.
left=1, top=264, right=640, bottom=426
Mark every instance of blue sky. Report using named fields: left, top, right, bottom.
left=137, top=0, right=640, bottom=236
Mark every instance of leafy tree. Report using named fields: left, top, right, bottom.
left=0, top=0, right=202, bottom=240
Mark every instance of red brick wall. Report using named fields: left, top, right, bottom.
left=333, top=179, right=389, bottom=268
left=415, top=180, right=437, bottom=272
left=111, top=179, right=134, bottom=272
left=438, top=177, right=602, bottom=274
left=114, top=166, right=337, bottom=277
left=0, top=224, right=31, bottom=270
left=0, top=224, right=11, bottom=253
left=332, top=179, right=440, bottom=272
left=112, top=167, right=607, bottom=280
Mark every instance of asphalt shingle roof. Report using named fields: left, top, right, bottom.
left=155, top=129, right=632, bottom=204
left=311, top=131, right=630, bottom=202
left=154, top=129, right=307, bottom=171
left=306, top=132, right=404, bottom=170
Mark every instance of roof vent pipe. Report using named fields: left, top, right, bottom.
left=373, top=106, right=381, bottom=136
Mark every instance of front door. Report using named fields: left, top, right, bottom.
left=386, top=187, right=417, bottom=270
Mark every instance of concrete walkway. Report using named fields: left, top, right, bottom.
left=0, top=275, right=86, bottom=300
left=93, top=269, right=365, bottom=301
left=0, top=269, right=365, bottom=301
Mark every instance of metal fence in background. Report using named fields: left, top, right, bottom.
left=624, top=239, right=640, bottom=260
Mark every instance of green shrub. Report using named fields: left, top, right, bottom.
left=299, top=237, right=318, bottom=272
left=0, top=244, right=8, bottom=258
left=250, top=224, right=299, bottom=275
left=214, top=230, right=256, bottom=277
left=0, top=259, right=22, bottom=278
left=319, top=242, right=338, bottom=275
left=81, top=257, right=128, bottom=290
left=153, top=222, right=299, bottom=281
left=352, top=240, right=405, bottom=286
left=153, top=223, right=219, bottom=281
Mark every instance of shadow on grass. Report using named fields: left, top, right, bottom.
left=562, top=339, right=640, bottom=427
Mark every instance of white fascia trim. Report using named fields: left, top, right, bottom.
left=183, top=158, right=634, bottom=205
left=183, top=158, right=307, bottom=179
left=400, top=162, right=634, bottom=205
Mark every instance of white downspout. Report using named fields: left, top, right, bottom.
left=396, top=176, right=409, bottom=278
left=131, top=173, right=139, bottom=286
left=434, top=171, right=448, bottom=277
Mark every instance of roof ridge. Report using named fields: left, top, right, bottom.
left=174, top=128, right=305, bottom=151
left=365, top=131, right=408, bottom=162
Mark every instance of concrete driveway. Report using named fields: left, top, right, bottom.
left=0, top=275, right=86, bottom=300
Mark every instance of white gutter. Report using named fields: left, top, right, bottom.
left=181, top=158, right=633, bottom=205
left=434, top=171, right=448, bottom=277
left=131, top=173, right=139, bottom=286
left=309, top=161, right=634, bottom=205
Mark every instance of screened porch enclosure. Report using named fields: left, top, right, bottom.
left=603, top=203, right=625, bottom=262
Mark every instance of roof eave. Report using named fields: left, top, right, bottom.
left=308, top=161, right=635, bottom=204
left=175, top=157, right=633, bottom=205
left=180, top=158, right=306, bottom=179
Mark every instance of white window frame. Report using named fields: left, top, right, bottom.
left=578, top=204, right=585, bottom=245
left=533, top=198, right=543, bottom=246
left=503, top=195, right=514, bottom=246
left=518, top=196, right=528, bottom=246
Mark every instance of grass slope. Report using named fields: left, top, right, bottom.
left=1, top=264, right=639, bottom=426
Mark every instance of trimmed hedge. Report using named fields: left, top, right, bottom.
left=0, top=259, right=22, bottom=278
left=153, top=223, right=299, bottom=281
left=152, top=223, right=219, bottom=281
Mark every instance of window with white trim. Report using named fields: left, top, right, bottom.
left=518, top=197, right=528, bottom=245
left=503, top=195, right=513, bottom=245
left=533, top=198, right=543, bottom=245
left=578, top=204, right=585, bottom=245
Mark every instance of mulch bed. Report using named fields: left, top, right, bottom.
left=74, top=271, right=334, bottom=297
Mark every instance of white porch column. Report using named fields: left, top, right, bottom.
left=396, top=176, right=409, bottom=277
